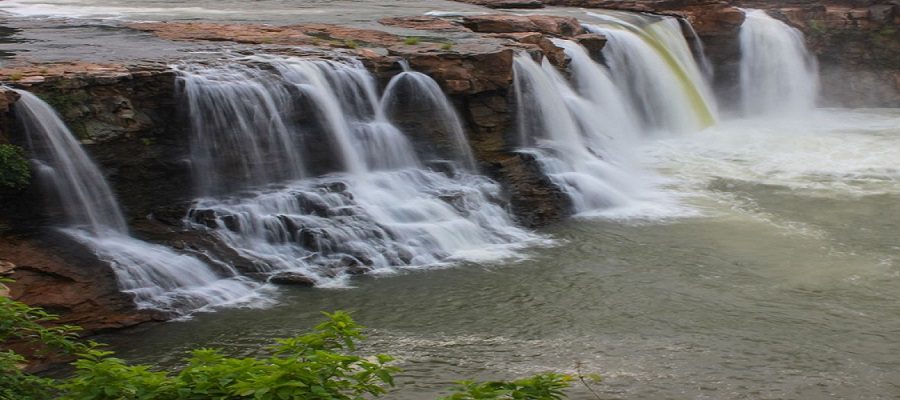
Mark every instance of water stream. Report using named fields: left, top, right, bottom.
left=740, top=9, right=820, bottom=116
left=179, top=57, right=546, bottom=286
left=13, top=89, right=262, bottom=313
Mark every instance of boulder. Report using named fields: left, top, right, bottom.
left=461, top=15, right=585, bottom=36
left=269, top=272, right=316, bottom=286
left=1, top=236, right=162, bottom=333
left=574, top=33, right=608, bottom=55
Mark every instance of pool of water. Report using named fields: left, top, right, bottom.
left=100, top=109, right=900, bottom=399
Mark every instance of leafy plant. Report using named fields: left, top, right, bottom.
left=0, top=278, right=88, bottom=400
left=441, top=42, right=454, bottom=51
left=1, top=290, right=588, bottom=400
left=404, top=36, right=420, bottom=45
left=441, top=373, right=573, bottom=400
left=0, top=144, right=31, bottom=190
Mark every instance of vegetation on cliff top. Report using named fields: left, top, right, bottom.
left=0, top=282, right=594, bottom=399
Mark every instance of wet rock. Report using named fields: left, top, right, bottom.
left=1, top=236, right=162, bottom=333
left=390, top=42, right=515, bottom=95
left=295, top=193, right=330, bottom=216
left=298, top=228, right=327, bottom=251
left=188, top=209, right=219, bottom=229
left=220, top=215, right=240, bottom=232
left=322, top=181, right=348, bottom=193
left=455, top=0, right=545, bottom=8
left=491, top=152, right=573, bottom=227
left=0, top=88, right=20, bottom=113
left=574, top=33, right=608, bottom=55
left=269, top=272, right=316, bottom=286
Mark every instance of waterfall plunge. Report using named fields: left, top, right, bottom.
left=584, top=12, right=718, bottom=134
left=739, top=9, right=819, bottom=116
left=179, top=57, right=544, bottom=286
left=13, top=90, right=261, bottom=314
left=513, top=42, right=680, bottom=219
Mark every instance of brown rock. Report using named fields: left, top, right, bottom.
left=378, top=16, right=469, bottom=32
left=0, top=89, right=19, bottom=113
left=1, top=237, right=162, bottom=333
left=456, top=0, right=545, bottom=8
left=389, top=41, right=515, bottom=94
left=269, top=272, right=316, bottom=286
left=461, top=15, right=585, bottom=36
left=574, top=33, right=607, bottom=54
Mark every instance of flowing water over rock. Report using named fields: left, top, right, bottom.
left=13, top=89, right=262, bottom=313
left=583, top=12, right=718, bottom=133
left=511, top=36, right=697, bottom=219
left=739, top=9, right=820, bottom=116
left=179, top=57, right=546, bottom=286
left=507, top=13, right=696, bottom=218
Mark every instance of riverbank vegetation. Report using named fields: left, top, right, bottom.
left=1, top=278, right=590, bottom=400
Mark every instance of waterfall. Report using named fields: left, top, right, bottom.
left=13, top=90, right=261, bottom=313
left=382, top=70, right=478, bottom=171
left=180, top=57, right=544, bottom=286
left=14, top=91, right=128, bottom=235
left=584, top=12, right=718, bottom=133
left=739, top=9, right=819, bottom=116
left=512, top=42, right=673, bottom=218
left=175, top=63, right=306, bottom=195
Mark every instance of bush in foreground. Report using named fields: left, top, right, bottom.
left=1, top=278, right=592, bottom=399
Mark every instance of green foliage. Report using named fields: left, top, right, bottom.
left=1, top=292, right=587, bottom=400
left=403, top=36, right=420, bottom=45
left=0, top=278, right=88, bottom=400
left=441, top=42, right=454, bottom=51
left=59, top=311, right=399, bottom=400
left=7, top=73, right=23, bottom=82
left=0, top=144, right=31, bottom=190
left=441, top=373, right=573, bottom=400
left=343, top=39, right=359, bottom=49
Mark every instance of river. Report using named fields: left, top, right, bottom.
left=100, top=109, right=900, bottom=399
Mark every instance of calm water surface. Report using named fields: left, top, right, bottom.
left=100, top=109, right=900, bottom=399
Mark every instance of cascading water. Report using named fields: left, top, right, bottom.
left=381, top=68, right=478, bottom=171
left=739, top=9, right=819, bottom=116
left=13, top=89, right=261, bottom=313
left=583, top=12, right=718, bottom=133
left=179, top=57, right=544, bottom=286
left=175, top=63, right=306, bottom=195
left=512, top=42, right=678, bottom=218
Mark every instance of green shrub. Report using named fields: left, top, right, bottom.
left=0, top=278, right=88, bottom=400
left=1, top=287, right=586, bottom=400
left=0, top=144, right=31, bottom=190
left=404, top=37, right=420, bottom=45
left=441, top=373, right=573, bottom=400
